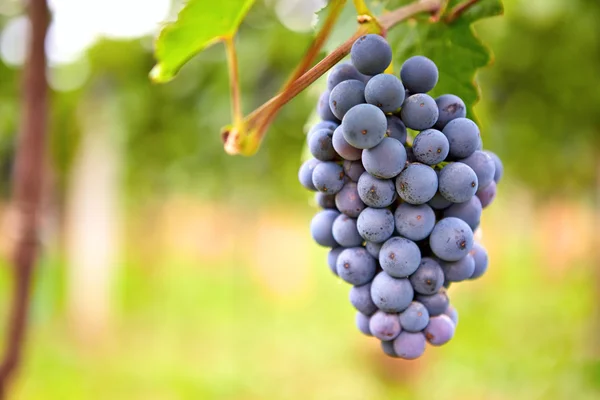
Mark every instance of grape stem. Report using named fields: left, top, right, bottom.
left=223, top=0, right=443, bottom=155
left=444, top=0, right=481, bottom=23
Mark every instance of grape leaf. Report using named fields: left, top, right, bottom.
left=151, top=0, right=256, bottom=83
left=387, top=0, right=503, bottom=116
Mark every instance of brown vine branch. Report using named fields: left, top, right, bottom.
left=444, top=0, right=480, bottom=23
left=224, top=0, right=442, bottom=155
left=0, top=0, right=49, bottom=396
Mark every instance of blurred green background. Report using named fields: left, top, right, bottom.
left=0, top=0, right=598, bottom=398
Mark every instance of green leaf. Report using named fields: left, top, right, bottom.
left=387, top=0, right=503, bottom=116
left=151, top=0, right=256, bottom=83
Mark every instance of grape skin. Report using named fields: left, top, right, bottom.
left=365, top=74, right=405, bottom=113
left=308, top=128, right=336, bottom=161
left=428, top=191, right=452, bottom=210
left=396, top=163, right=438, bottom=205
left=393, top=332, right=426, bottom=360
left=412, top=129, right=449, bottom=165
left=357, top=207, right=395, bottom=243
left=442, top=118, right=480, bottom=159
left=327, top=62, right=366, bottom=90
left=332, top=126, right=362, bottom=161
left=434, top=94, right=466, bottom=129
left=357, top=172, right=397, bottom=208
left=329, top=79, right=366, bottom=120
left=424, top=315, right=455, bottom=346
left=369, top=310, right=402, bottom=341
left=343, top=160, right=365, bottom=182
left=469, top=242, right=489, bottom=279
left=335, top=182, right=365, bottom=218
left=409, top=257, right=445, bottom=295
left=365, top=241, right=382, bottom=259
left=327, top=247, right=343, bottom=276
left=350, top=34, right=392, bottom=75
left=332, top=214, right=363, bottom=247
left=298, top=158, right=320, bottom=191
left=362, top=137, right=407, bottom=179
left=443, top=195, right=482, bottom=231
left=381, top=340, right=399, bottom=357
left=440, top=254, right=476, bottom=282
left=308, top=121, right=338, bottom=138
left=429, top=217, right=474, bottom=261
left=386, top=115, right=407, bottom=144
left=460, top=150, right=496, bottom=190
left=336, top=247, right=377, bottom=285
left=342, top=104, right=387, bottom=149
left=415, top=288, right=449, bottom=317
left=444, top=305, right=459, bottom=326
left=399, top=301, right=430, bottom=332
left=379, top=236, right=421, bottom=278
left=317, top=90, right=339, bottom=122
left=400, top=93, right=439, bottom=130
left=394, top=202, right=436, bottom=241
left=312, top=162, right=345, bottom=194
left=477, top=181, right=497, bottom=208
left=350, top=282, right=378, bottom=316
left=315, top=192, right=336, bottom=209
left=310, top=209, right=340, bottom=247
left=438, top=162, right=478, bottom=203
left=400, top=55, right=439, bottom=94
left=356, top=312, right=372, bottom=336
left=485, top=150, right=504, bottom=183
left=370, top=271, right=414, bottom=313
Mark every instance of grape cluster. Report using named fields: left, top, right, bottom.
left=298, top=34, right=503, bottom=360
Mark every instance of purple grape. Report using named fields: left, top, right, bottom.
left=393, top=332, right=426, bottom=360
left=370, top=271, right=414, bottom=313
left=381, top=340, right=398, bottom=357
left=357, top=172, right=397, bottom=208
left=365, top=73, right=405, bottom=113
left=400, top=55, right=438, bottom=94
left=334, top=182, right=365, bottom=218
left=317, top=90, right=339, bottom=122
left=469, top=242, right=489, bottom=279
left=365, top=241, right=382, bottom=258
left=362, top=137, right=407, bottom=179
left=327, top=247, right=343, bottom=276
left=434, top=94, right=466, bottom=129
left=396, top=163, right=438, bottom=205
left=442, top=118, right=480, bottom=159
left=350, top=282, right=378, bottom=316
left=332, top=126, right=362, bottom=161
left=312, top=162, right=345, bottom=194
left=424, top=315, right=455, bottom=346
left=315, top=192, right=336, bottom=209
left=444, top=305, right=459, bottom=326
left=356, top=312, right=372, bottom=336
left=476, top=181, right=497, bottom=208
left=429, top=217, right=474, bottom=261
left=350, top=34, right=392, bottom=75
left=394, top=202, right=436, bottom=241
left=332, top=214, right=363, bottom=247
left=327, top=62, right=367, bottom=90
left=485, top=150, right=503, bottom=183
left=310, top=209, right=339, bottom=247
left=415, top=288, right=449, bottom=317
left=308, top=128, right=336, bottom=161
left=412, top=129, right=449, bottom=165
left=298, top=158, right=320, bottom=191
left=443, top=195, right=482, bottom=231
left=460, top=150, right=495, bottom=190
left=379, top=236, right=421, bottom=278
left=357, top=207, right=395, bottom=243
left=438, top=162, right=478, bottom=203
left=329, top=79, right=366, bottom=120
left=369, top=310, right=402, bottom=341
left=341, top=104, right=387, bottom=149
left=409, top=257, right=445, bottom=295
left=400, top=94, right=439, bottom=130
left=440, top=254, right=475, bottom=282
left=386, top=115, right=407, bottom=144
left=399, top=301, right=429, bottom=332
left=343, top=160, right=365, bottom=182
left=336, top=247, right=377, bottom=285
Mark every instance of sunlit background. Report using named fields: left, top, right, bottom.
left=0, top=0, right=598, bottom=398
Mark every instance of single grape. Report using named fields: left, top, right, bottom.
left=381, top=340, right=398, bottom=357
left=379, top=236, right=421, bottom=278
left=396, top=163, right=438, bottom=205
left=335, top=182, right=365, bottom=218
left=343, top=160, right=366, bottom=182
left=469, top=242, right=489, bottom=279
left=443, top=195, right=482, bottom=231
left=365, top=241, right=382, bottom=259
left=357, top=172, right=397, bottom=208
left=393, top=332, right=426, bottom=360
left=460, top=150, right=495, bottom=190
left=438, top=162, right=478, bottom=203
left=332, top=126, right=362, bottom=161
left=327, top=62, right=367, bottom=90
left=312, top=162, right=345, bottom=194
left=308, top=128, right=336, bottom=161
left=477, top=181, right=497, bottom=208
left=350, top=282, right=378, bottom=316
left=362, top=137, right=407, bottom=179
left=317, top=90, right=339, bottom=122
left=444, top=305, right=459, bottom=326
left=350, top=34, right=392, bottom=75
left=298, top=158, right=320, bottom=191
left=336, top=247, right=377, bottom=285
left=357, top=207, right=395, bottom=243
left=308, top=120, right=338, bottom=137
left=400, top=55, right=439, bottom=94
left=434, top=94, right=466, bottom=129
left=485, top=150, right=504, bottom=183
left=409, top=257, right=445, bottom=295
left=412, top=129, right=449, bottom=165
left=332, top=214, right=363, bottom=247
left=386, top=115, right=407, bottom=144
left=424, top=315, right=455, bottom=346
left=356, top=312, right=372, bottom=336
left=365, top=74, right=405, bottom=113
left=440, top=254, right=475, bottom=282
left=442, top=118, right=480, bottom=159
left=394, top=202, right=436, bottom=241
left=315, top=192, right=336, bottom=209
left=428, top=192, right=452, bottom=210
left=310, top=209, right=339, bottom=247
left=400, top=94, right=439, bottom=130
left=370, top=271, right=414, bottom=313
left=399, top=301, right=430, bottom=332
left=329, top=79, right=366, bottom=120
left=369, top=310, right=402, bottom=341
left=415, top=288, right=449, bottom=317
left=342, top=104, right=387, bottom=149
left=429, top=217, right=474, bottom=261
left=327, top=247, right=343, bottom=276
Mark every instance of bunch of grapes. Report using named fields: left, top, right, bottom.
left=298, top=34, right=503, bottom=359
